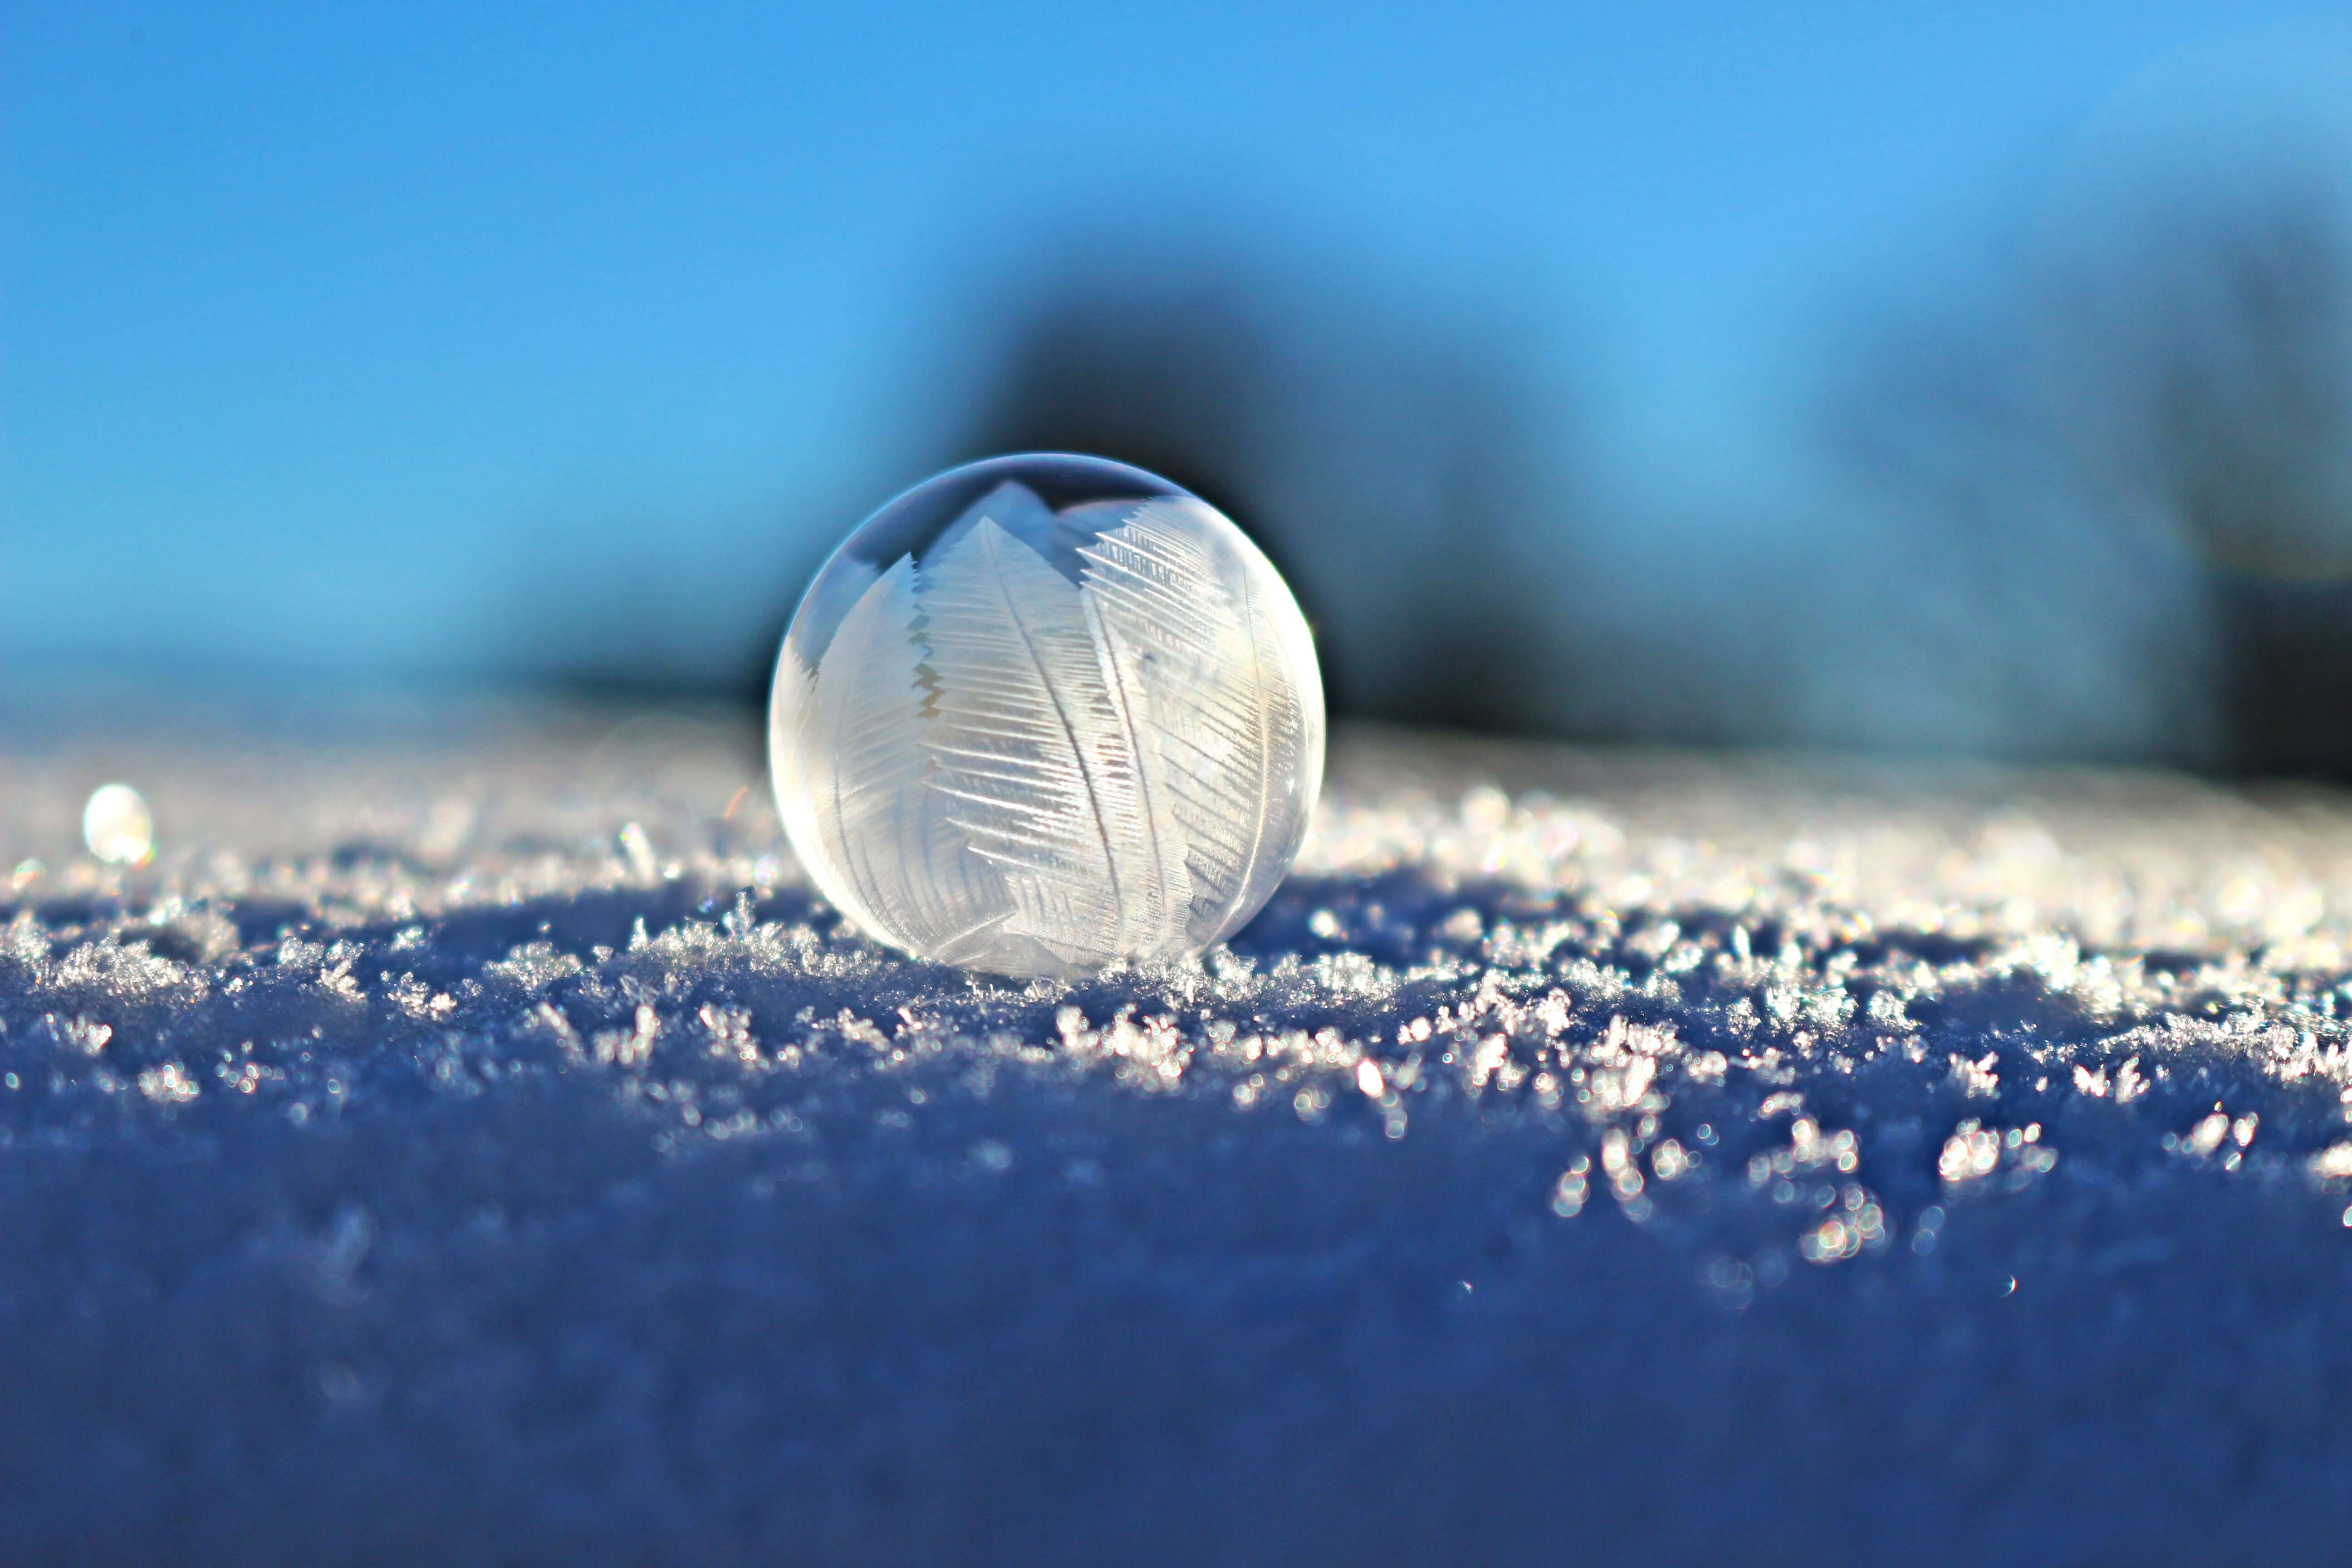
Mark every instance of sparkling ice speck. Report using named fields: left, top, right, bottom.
left=769, top=455, right=1324, bottom=978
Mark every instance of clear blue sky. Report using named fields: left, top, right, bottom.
left=5, top=0, right=2345, bottom=684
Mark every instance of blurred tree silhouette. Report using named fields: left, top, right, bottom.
left=1815, top=147, right=2352, bottom=776
left=951, top=249, right=1584, bottom=733
left=527, top=164, right=2352, bottom=784
left=2037, top=161, right=2352, bottom=776
left=1810, top=312, right=2222, bottom=769
left=2043, top=168, right=2352, bottom=581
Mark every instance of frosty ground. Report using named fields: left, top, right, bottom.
left=7, top=695, right=2352, bottom=1565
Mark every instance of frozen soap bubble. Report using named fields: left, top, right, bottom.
left=769, top=454, right=1325, bottom=978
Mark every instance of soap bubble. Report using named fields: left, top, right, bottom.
left=769, top=454, right=1324, bottom=978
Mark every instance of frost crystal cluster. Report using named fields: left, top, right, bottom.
left=769, top=455, right=1324, bottom=977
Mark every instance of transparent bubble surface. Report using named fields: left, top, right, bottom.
left=769, top=454, right=1326, bottom=978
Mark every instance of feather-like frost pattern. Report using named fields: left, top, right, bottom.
left=918, top=515, right=1191, bottom=967
left=932, top=479, right=1064, bottom=570
left=1218, top=518, right=1324, bottom=937
left=1078, top=499, right=1313, bottom=942
left=785, top=555, right=1010, bottom=957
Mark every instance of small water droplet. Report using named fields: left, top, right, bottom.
left=617, top=822, right=657, bottom=880
left=82, top=783, right=154, bottom=866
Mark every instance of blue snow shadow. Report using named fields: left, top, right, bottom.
left=6, top=862, right=2352, bottom=1564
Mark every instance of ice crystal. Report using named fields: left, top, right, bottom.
left=769, top=455, right=1323, bottom=977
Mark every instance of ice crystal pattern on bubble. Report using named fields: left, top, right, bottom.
left=771, top=478, right=1323, bottom=977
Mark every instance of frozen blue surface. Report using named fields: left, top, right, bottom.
left=6, top=705, right=2352, bottom=1564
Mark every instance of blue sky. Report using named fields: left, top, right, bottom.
left=5, top=0, right=2347, bottom=683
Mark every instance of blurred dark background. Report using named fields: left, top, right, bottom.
left=6, top=5, right=2352, bottom=776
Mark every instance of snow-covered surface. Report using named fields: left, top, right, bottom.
left=8, top=696, right=2352, bottom=1563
